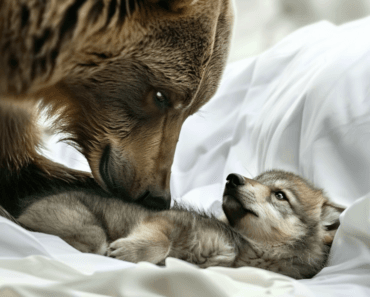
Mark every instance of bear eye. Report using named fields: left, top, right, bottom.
left=154, top=91, right=169, bottom=108
left=275, top=192, right=287, bottom=201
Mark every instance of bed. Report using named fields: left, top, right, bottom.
left=1, top=17, right=370, bottom=296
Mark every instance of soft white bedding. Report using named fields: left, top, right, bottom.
left=2, top=17, right=370, bottom=296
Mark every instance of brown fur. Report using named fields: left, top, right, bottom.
left=0, top=0, right=234, bottom=212
left=1, top=169, right=345, bottom=279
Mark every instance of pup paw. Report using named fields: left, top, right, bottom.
left=108, top=237, right=169, bottom=264
left=190, top=238, right=237, bottom=268
left=108, top=238, right=142, bottom=263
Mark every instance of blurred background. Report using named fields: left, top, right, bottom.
left=229, top=0, right=370, bottom=62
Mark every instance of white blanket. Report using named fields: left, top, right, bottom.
left=2, top=17, right=370, bottom=296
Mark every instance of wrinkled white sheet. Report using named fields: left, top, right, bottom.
left=2, top=17, right=370, bottom=296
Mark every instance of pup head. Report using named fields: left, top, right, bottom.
left=222, top=170, right=345, bottom=251
left=1, top=0, right=235, bottom=210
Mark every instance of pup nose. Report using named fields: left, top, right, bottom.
left=226, top=173, right=245, bottom=188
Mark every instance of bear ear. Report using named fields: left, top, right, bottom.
left=321, top=201, right=346, bottom=245
left=148, top=0, right=199, bottom=12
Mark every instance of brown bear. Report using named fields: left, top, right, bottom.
left=0, top=0, right=234, bottom=214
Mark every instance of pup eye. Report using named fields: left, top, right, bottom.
left=154, top=91, right=169, bottom=108
left=275, top=192, right=287, bottom=201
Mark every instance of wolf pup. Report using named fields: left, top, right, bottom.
left=0, top=0, right=234, bottom=213
left=2, top=170, right=344, bottom=279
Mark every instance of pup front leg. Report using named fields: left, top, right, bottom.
left=108, top=218, right=171, bottom=265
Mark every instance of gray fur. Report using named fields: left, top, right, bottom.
left=1, top=170, right=345, bottom=279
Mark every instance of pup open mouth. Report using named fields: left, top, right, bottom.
left=223, top=188, right=259, bottom=217
left=244, top=208, right=258, bottom=217
left=222, top=192, right=259, bottom=227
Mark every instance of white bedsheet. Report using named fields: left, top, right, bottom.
left=2, top=17, right=370, bottom=296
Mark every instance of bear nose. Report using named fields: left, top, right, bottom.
left=138, top=191, right=171, bottom=211
left=226, top=173, right=245, bottom=189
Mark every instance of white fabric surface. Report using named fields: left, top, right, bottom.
left=2, top=17, right=370, bottom=296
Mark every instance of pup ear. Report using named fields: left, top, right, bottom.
left=148, top=0, right=199, bottom=12
left=321, top=201, right=346, bottom=245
